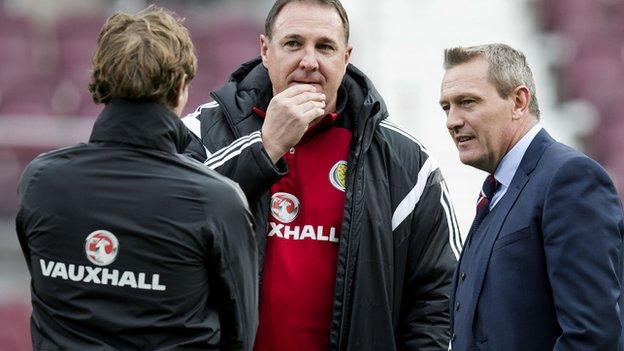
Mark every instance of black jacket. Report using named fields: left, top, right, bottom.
left=184, top=58, right=461, bottom=350
left=16, top=100, right=258, bottom=350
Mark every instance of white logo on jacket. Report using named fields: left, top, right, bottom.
left=36, top=229, right=167, bottom=291
left=38, top=259, right=167, bottom=291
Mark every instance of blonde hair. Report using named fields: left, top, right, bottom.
left=89, top=5, right=197, bottom=108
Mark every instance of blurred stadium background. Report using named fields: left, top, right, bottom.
left=1, top=0, right=622, bottom=348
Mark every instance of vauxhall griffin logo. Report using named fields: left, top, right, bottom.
left=271, top=192, right=300, bottom=223
left=85, top=230, right=119, bottom=266
left=38, top=229, right=166, bottom=291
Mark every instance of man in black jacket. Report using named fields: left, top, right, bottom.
left=16, top=6, right=258, bottom=350
left=183, top=0, right=461, bottom=349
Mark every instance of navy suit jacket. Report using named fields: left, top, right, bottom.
left=450, top=129, right=624, bottom=351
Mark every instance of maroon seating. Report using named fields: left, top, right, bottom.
left=0, top=303, right=31, bottom=351
left=0, top=15, right=35, bottom=94
left=54, top=16, right=105, bottom=116
left=540, top=0, right=624, bottom=203
left=0, top=77, right=54, bottom=116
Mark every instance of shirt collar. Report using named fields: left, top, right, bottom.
left=494, top=123, right=542, bottom=188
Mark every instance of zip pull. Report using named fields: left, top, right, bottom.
left=289, top=147, right=295, bottom=154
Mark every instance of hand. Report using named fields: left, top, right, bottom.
left=261, top=84, right=326, bottom=163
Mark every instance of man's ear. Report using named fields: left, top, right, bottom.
left=172, top=75, right=188, bottom=117
left=344, top=45, right=353, bottom=68
left=260, top=34, right=270, bottom=69
left=511, top=85, right=531, bottom=120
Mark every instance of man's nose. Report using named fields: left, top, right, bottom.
left=446, top=106, right=464, bottom=131
left=299, top=46, right=319, bottom=71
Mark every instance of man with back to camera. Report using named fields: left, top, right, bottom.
left=183, top=0, right=462, bottom=349
left=16, top=6, right=258, bottom=350
left=439, top=43, right=624, bottom=350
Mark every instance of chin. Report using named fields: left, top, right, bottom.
left=459, top=153, right=480, bottom=168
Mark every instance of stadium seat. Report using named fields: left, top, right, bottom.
left=55, top=15, right=106, bottom=117
left=0, top=303, right=30, bottom=351
left=0, top=77, right=54, bottom=116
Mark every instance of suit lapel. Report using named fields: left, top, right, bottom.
left=462, top=128, right=555, bottom=334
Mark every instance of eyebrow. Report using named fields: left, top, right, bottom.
left=439, top=94, right=482, bottom=106
left=281, top=34, right=339, bottom=45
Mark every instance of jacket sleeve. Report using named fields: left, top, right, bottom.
left=398, top=175, right=461, bottom=350
left=15, top=209, right=32, bottom=275
left=543, top=157, right=623, bottom=350
left=206, top=184, right=259, bottom=351
left=15, top=158, right=41, bottom=275
left=183, top=130, right=209, bottom=163
left=182, top=117, right=286, bottom=200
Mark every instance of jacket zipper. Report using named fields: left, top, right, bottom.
left=336, top=112, right=379, bottom=350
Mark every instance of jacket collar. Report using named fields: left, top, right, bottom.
left=518, top=128, right=555, bottom=176
left=89, top=99, right=190, bottom=154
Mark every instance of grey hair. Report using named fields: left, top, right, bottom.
left=443, top=43, right=540, bottom=118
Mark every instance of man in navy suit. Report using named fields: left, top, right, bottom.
left=439, top=43, right=624, bottom=351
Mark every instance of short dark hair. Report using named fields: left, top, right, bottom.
left=265, top=0, right=349, bottom=43
left=443, top=43, right=540, bottom=118
left=89, top=5, right=197, bottom=108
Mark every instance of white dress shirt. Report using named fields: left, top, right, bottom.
left=490, top=123, right=542, bottom=209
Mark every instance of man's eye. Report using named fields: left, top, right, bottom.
left=441, top=105, right=450, bottom=113
left=461, top=99, right=475, bottom=106
left=285, top=41, right=300, bottom=48
left=318, top=44, right=334, bottom=51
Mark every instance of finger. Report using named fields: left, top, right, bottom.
left=289, top=91, right=326, bottom=105
left=300, top=102, right=326, bottom=123
left=298, top=100, right=326, bottom=114
left=279, top=84, right=317, bottom=98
